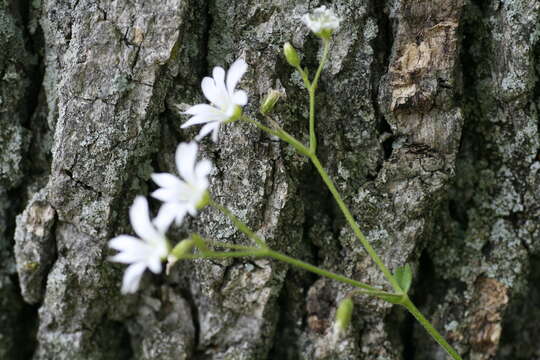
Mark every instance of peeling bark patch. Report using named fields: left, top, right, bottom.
left=389, top=21, right=458, bottom=112
left=14, top=191, right=57, bottom=304
left=469, top=277, right=508, bottom=357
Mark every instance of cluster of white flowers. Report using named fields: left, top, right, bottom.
left=109, top=6, right=340, bottom=294
left=109, top=142, right=212, bottom=293
left=109, top=59, right=248, bottom=293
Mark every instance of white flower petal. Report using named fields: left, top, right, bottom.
left=194, top=122, right=219, bottom=142
left=154, top=202, right=186, bottom=229
left=176, top=142, right=197, bottom=183
left=151, top=188, right=182, bottom=203
left=212, top=66, right=226, bottom=88
left=195, top=159, right=212, bottom=180
left=211, top=125, right=219, bottom=142
left=201, top=77, right=226, bottom=108
left=182, top=114, right=222, bottom=129
left=151, top=173, right=184, bottom=190
left=184, top=103, right=221, bottom=116
left=147, top=256, right=162, bottom=274
left=173, top=206, right=189, bottom=225
left=232, top=90, right=248, bottom=106
left=129, top=196, right=160, bottom=241
left=109, top=235, right=140, bottom=251
left=186, top=203, right=198, bottom=216
left=226, top=58, right=247, bottom=94
left=121, top=262, right=147, bottom=294
left=213, top=67, right=229, bottom=106
left=109, top=237, right=151, bottom=263
left=110, top=248, right=148, bottom=264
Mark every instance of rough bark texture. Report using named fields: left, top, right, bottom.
left=0, top=0, right=538, bottom=359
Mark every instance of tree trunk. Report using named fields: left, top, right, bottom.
left=1, top=0, right=538, bottom=359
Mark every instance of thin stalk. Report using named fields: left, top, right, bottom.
left=295, top=66, right=311, bottom=88
left=312, top=39, right=330, bottom=91
left=241, top=116, right=401, bottom=292
left=309, top=154, right=402, bottom=293
left=207, top=202, right=378, bottom=292
left=184, top=250, right=266, bottom=260
left=241, top=116, right=311, bottom=157
left=403, top=297, right=463, bottom=360
left=265, top=249, right=377, bottom=291
left=308, top=38, right=330, bottom=154
left=205, top=239, right=257, bottom=251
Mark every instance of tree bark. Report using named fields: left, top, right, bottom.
left=0, top=0, right=538, bottom=359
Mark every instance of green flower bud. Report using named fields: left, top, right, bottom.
left=284, top=42, right=301, bottom=68
left=334, top=297, right=354, bottom=335
left=171, top=239, right=196, bottom=259
left=260, top=89, right=282, bottom=115
left=166, top=238, right=196, bottom=274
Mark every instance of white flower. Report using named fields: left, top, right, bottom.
left=302, top=6, right=341, bottom=38
left=151, top=141, right=211, bottom=227
left=109, top=196, right=170, bottom=294
left=182, top=58, right=248, bottom=141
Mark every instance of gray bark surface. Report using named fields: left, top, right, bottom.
left=0, top=0, right=538, bottom=359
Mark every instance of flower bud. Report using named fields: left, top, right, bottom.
left=260, top=89, right=282, bottom=115
left=334, top=298, right=353, bottom=336
left=284, top=42, right=301, bottom=68
left=171, top=239, right=196, bottom=259
left=166, top=239, right=196, bottom=274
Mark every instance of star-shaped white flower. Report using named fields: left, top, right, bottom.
left=181, top=58, right=248, bottom=142
left=109, top=196, right=170, bottom=294
left=151, top=142, right=212, bottom=227
left=302, top=6, right=341, bottom=38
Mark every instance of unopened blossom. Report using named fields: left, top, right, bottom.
left=109, top=196, right=170, bottom=294
left=302, top=6, right=341, bottom=39
left=182, top=58, right=248, bottom=141
left=151, top=141, right=211, bottom=227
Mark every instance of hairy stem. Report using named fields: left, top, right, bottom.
left=403, top=297, right=463, bottom=360
left=308, top=38, right=330, bottom=154
left=265, top=249, right=377, bottom=291
left=309, top=154, right=402, bottom=292
left=207, top=204, right=378, bottom=292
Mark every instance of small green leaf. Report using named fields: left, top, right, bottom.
left=394, top=264, right=413, bottom=293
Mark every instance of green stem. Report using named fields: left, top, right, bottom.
left=205, top=239, right=257, bottom=251
left=184, top=250, right=266, bottom=260
left=210, top=199, right=268, bottom=248
left=206, top=203, right=378, bottom=292
left=312, top=39, right=330, bottom=91
left=308, top=38, right=330, bottom=154
left=241, top=115, right=401, bottom=292
left=403, top=298, right=463, bottom=360
left=265, top=249, right=376, bottom=291
left=241, top=116, right=311, bottom=157
left=295, top=66, right=311, bottom=89
left=309, top=154, right=402, bottom=293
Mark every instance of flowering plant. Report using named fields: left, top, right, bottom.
left=108, top=6, right=463, bottom=360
